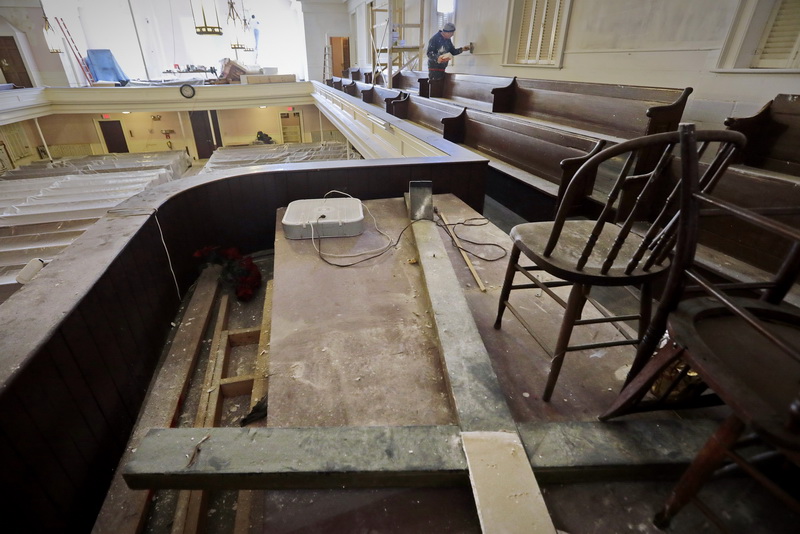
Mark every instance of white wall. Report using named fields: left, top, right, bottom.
left=341, top=0, right=799, bottom=127
left=0, top=7, right=64, bottom=86
left=34, top=0, right=308, bottom=83
left=7, top=0, right=799, bottom=127
left=440, top=0, right=800, bottom=126
left=300, top=0, right=351, bottom=81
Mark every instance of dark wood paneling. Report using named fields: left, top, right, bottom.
left=78, top=288, right=145, bottom=418
left=0, top=160, right=486, bottom=532
left=0, top=428, right=62, bottom=531
left=59, top=312, right=134, bottom=443
left=485, top=166, right=557, bottom=222
left=0, top=373, right=75, bottom=521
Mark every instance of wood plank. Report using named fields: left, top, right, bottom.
left=227, top=327, right=260, bottom=346
left=197, top=295, right=232, bottom=428
left=410, top=211, right=515, bottom=432
left=92, top=265, right=221, bottom=534
left=235, top=280, right=273, bottom=533
left=219, top=375, right=255, bottom=398
left=516, top=419, right=721, bottom=483
left=172, top=293, right=231, bottom=534
left=123, top=426, right=467, bottom=490
left=251, top=280, right=273, bottom=401
left=462, top=431, right=556, bottom=534
left=267, top=199, right=456, bottom=428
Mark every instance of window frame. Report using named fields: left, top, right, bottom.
left=751, top=0, right=800, bottom=68
left=715, top=0, right=800, bottom=72
left=503, top=0, right=572, bottom=68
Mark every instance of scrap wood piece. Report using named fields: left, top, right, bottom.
left=436, top=208, right=486, bottom=292
left=92, top=265, right=222, bottom=534
left=462, top=431, right=556, bottom=534
left=251, top=279, right=273, bottom=401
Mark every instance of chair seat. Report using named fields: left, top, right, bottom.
left=511, top=220, right=670, bottom=285
left=670, top=297, right=800, bottom=450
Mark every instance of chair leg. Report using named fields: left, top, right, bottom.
left=598, top=343, right=685, bottom=421
left=542, top=283, right=589, bottom=402
left=638, top=281, right=653, bottom=341
left=494, top=245, right=521, bottom=329
left=653, top=414, right=745, bottom=529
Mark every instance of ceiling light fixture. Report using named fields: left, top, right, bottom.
left=190, top=0, right=223, bottom=36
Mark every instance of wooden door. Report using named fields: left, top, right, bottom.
left=0, top=36, right=32, bottom=87
left=330, top=37, right=350, bottom=77
left=99, top=120, right=129, bottom=153
left=189, top=110, right=222, bottom=159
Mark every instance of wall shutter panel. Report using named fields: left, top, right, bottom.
left=752, top=0, right=800, bottom=68
left=515, top=0, right=565, bottom=65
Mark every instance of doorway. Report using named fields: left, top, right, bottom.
left=280, top=111, right=303, bottom=143
left=189, top=110, right=222, bottom=159
left=98, top=120, right=129, bottom=153
left=0, top=36, right=32, bottom=87
left=330, top=37, right=350, bottom=77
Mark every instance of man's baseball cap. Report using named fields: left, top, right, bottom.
left=442, top=23, right=456, bottom=32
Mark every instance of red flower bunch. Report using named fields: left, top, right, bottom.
left=193, top=246, right=262, bottom=301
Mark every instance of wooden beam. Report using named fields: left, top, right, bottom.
left=250, top=280, right=273, bottom=402
left=196, top=295, right=231, bottom=428
left=227, top=327, right=261, bottom=347
left=93, top=266, right=221, bottom=534
left=235, top=280, right=273, bottom=534
left=172, top=294, right=231, bottom=534
left=123, top=426, right=467, bottom=490
left=410, top=217, right=515, bottom=432
left=219, top=375, right=254, bottom=398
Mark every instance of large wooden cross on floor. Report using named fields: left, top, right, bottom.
left=118, top=196, right=712, bottom=533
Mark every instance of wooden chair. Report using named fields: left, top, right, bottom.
left=493, top=125, right=746, bottom=401
left=599, top=123, right=800, bottom=528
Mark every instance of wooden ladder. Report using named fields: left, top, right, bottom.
left=171, top=280, right=274, bottom=533
left=323, top=44, right=333, bottom=80
left=55, top=17, right=94, bottom=85
left=92, top=266, right=274, bottom=534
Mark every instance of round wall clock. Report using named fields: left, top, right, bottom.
left=179, top=84, right=196, bottom=98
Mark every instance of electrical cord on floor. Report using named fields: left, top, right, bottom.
left=310, top=190, right=508, bottom=267
left=311, top=215, right=426, bottom=267
left=433, top=212, right=508, bottom=262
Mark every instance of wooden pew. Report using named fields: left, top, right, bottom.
left=326, top=79, right=405, bottom=115
left=724, top=94, right=800, bottom=178
left=347, top=67, right=364, bottom=81
left=393, top=74, right=690, bottom=219
left=699, top=164, right=800, bottom=275
left=491, top=77, right=692, bottom=141
left=392, top=92, right=464, bottom=134
left=441, top=107, right=603, bottom=219
left=391, top=70, right=428, bottom=95
left=358, top=82, right=405, bottom=114
left=342, top=67, right=376, bottom=85
left=390, top=90, right=604, bottom=220
left=429, top=73, right=515, bottom=113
